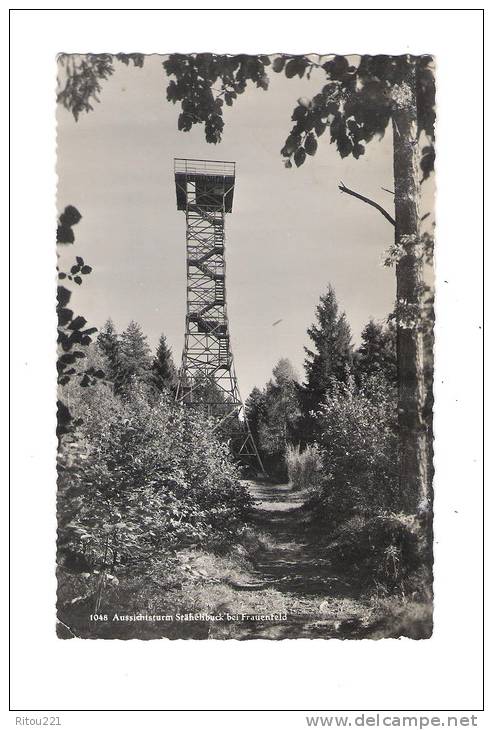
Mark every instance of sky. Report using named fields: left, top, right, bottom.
left=57, top=55, right=397, bottom=398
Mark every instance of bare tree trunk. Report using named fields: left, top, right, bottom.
left=392, top=61, right=430, bottom=515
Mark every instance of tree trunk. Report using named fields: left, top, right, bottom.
left=392, top=61, right=430, bottom=515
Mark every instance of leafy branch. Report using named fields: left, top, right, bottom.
left=57, top=206, right=104, bottom=437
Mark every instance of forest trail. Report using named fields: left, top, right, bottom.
left=210, top=480, right=365, bottom=640
left=244, top=479, right=344, bottom=596
left=60, top=478, right=427, bottom=641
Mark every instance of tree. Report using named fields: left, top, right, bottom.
left=57, top=54, right=145, bottom=120
left=316, top=373, right=399, bottom=516
left=263, top=359, right=301, bottom=450
left=96, top=318, right=123, bottom=390
left=118, top=321, right=152, bottom=390
left=246, top=359, right=301, bottom=479
left=273, top=54, right=433, bottom=513
left=245, top=386, right=267, bottom=451
left=355, top=319, right=397, bottom=385
left=272, top=357, right=299, bottom=385
left=151, top=334, right=177, bottom=393
left=304, top=285, right=353, bottom=404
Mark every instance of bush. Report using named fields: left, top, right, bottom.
left=328, top=511, right=426, bottom=595
left=285, top=443, right=322, bottom=491
left=315, top=374, right=399, bottom=519
left=57, top=380, right=252, bottom=582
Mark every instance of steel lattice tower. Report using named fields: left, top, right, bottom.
left=174, top=158, right=264, bottom=474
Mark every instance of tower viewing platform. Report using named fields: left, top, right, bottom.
left=174, top=158, right=236, bottom=213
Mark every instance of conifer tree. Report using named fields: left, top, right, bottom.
left=151, top=334, right=177, bottom=393
left=304, top=285, right=353, bottom=405
left=96, top=318, right=122, bottom=388
left=355, top=319, right=397, bottom=385
left=119, top=321, right=152, bottom=390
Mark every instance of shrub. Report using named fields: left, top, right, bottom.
left=315, top=373, right=399, bottom=519
left=285, top=443, right=322, bottom=491
left=57, top=380, right=252, bottom=582
left=328, top=511, right=425, bottom=595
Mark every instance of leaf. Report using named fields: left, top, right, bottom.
left=292, top=57, right=308, bottom=78
left=76, top=256, right=84, bottom=265
left=59, top=205, right=82, bottom=228
left=59, top=353, right=77, bottom=365
left=58, top=331, right=71, bottom=351
left=272, top=56, right=285, bottom=73
left=69, top=330, right=83, bottom=344
left=352, top=143, right=365, bottom=159
left=74, top=276, right=83, bottom=285
left=284, top=134, right=299, bottom=156
left=292, top=106, right=307, bottom=122
left=294, top=148, right=306, bottom=167
left=69, top=316, right=87, bottom=331
left=71, top=265, right=80, bottom=275
left=56, top=399, right=72, bottom=428
left=57, top=226, right=74, bottom=244
left=58, top=272, right=67, bottom=279
left=81, top=265, right=92, bottom=274
left=337, top=136, right=353, bottom=159
left=420, top=145, right=435, bottom=181
left=305, top=133, right=318, bottom=156
left=57, top=286, right=71, bottom=307
left=285, top=59, right=298, bottom=79
left=58, top=308, right=73, bottom=327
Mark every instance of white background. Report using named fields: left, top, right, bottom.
left=7, top=3, right=487, bottom=724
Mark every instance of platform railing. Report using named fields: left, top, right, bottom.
left=174, top=158, right=235, bottom=178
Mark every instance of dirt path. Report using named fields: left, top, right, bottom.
left=211, top=480, right=366, bottom=639
left=245, top=480, right=346, bottom=596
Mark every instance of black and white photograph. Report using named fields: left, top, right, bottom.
left=9, top=5, right=487, bottom=719
left=54, top=51, right=436, bottom=641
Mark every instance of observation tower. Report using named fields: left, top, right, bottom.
left=174, top=158, right=264, bottom=473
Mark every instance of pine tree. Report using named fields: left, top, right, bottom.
left=96, top=318, right=123, bottom=389
left=151, top=334, right=177, bottom=393
left=119, top=321, right=152, bottom=390
left=355, top=319, right=397, bottom=385
left=304, top=285, right=353, bottom=404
